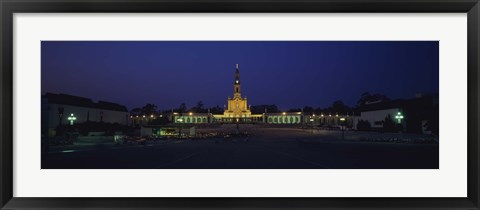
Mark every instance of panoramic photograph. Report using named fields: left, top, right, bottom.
left=41, top=41, right=439, bottom=169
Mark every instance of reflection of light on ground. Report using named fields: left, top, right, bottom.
left=61, top=150, right=76, bottom=153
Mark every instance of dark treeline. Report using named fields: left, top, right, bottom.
left=129, top=92, right=390, bottom=116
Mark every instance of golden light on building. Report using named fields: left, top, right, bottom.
left=182, top=64, right=263, bottom=123
left=223, top=64, right=252, bottom=119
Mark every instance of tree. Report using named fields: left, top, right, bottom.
left=250, top=104, right=279, bottom=114
left=148, top=117, right=170, bottom=125
left=141, top=103, right=157, bottom=115
left=250, top=105, right=264, bottom=114
left=130, top=108, right=142, bottom=116
left=287, top=108, right=302, bottom=112
left=190, top=101, right=206, bottom=113
left=331, top=100, right=351, bottom=114
left=196, top=101, right=204, bottom=111
left=314, top=107, right=324, bottom=114
left=383, top=114, right=396, bottom=132
left=208, top=105, right=224, bottom=114
left=178, top=103, right=187, bottom=113
left=266, top=104, right=279, bottom=113
left=57, top=107, right=64, bottom=126
left=302, top=106, right=314, bottom=114
left=424, top=107, right=439, bottom=135
left=357, top=92, right=390, bottom=107
left=357, top=120, right=371, bottom=131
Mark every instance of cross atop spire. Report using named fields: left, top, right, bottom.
left=233, top=64, right=241, bottom=98
left=234, top=64, right=240, bottom=84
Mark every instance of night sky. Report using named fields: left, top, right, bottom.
left=41, top=41, right=439, bottom=111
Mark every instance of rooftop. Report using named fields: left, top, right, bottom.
left=44, top=93, right=128, bottom=112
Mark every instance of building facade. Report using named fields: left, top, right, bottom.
left=174, top=64, right=262, bottom=124
left=223, top=64, right=252, bottom=119
left=353, top=95, right=438, bottom=133
left=265, top=112, right=303, bottom=124
left=43, top=93, right=129, bottom=137
left=174, top=113, right=210, bottom=124
left=170, top=64, right=356, bottom=126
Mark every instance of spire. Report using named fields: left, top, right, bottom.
left=233, top=64, right=241, bottom=98
left=234, top=64, right=240, bottom=84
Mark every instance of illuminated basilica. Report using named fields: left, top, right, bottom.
left=174, top=64, right=301, bottom=124
left=223, top=65, right=252, bottom=117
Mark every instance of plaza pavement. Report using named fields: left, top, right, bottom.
left=42, top=126, right=439, bottom=169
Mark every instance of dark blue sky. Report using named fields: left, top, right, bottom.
left=41, top=41, right=439, bottom=111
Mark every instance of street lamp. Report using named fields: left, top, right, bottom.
left=176, top=118, right=184, bottom=138
left=310, top=118, right=314, bottom=133
left=395, top=112, right=404, bottom=123
left=340, top=117, right=346, bottom=140
left=67, top=113, right=77, bottom=125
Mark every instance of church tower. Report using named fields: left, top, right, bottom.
left=224, top=64, right=251, bottom=119
left=233, top=64, right=241, bottom=98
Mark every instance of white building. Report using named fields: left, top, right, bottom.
left=360, top=108, right=402, bottom=129
left=353, top=95, right=437, bottom=133
left=43, top=93, right=129, bottom=137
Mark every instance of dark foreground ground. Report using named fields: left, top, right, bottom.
left=42, top=127, right=439, bottom=169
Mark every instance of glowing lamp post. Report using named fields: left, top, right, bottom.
left=395, top=112, right=404, bottom=124
left=310, top=118, right=314, bottom=134
left=67, top=113, right=77, bottom=125
left=176, top=118, right=184, bottom=138
left=340, top=117, right=346, bottom=140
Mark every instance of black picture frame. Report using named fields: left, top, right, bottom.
left=1, top=0, right=479, bottom=209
